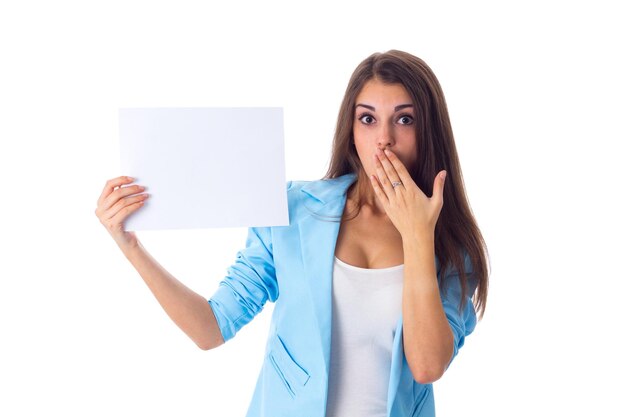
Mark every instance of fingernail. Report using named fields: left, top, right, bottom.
left=127, top=176, right=134, bottom=181
left=442, top=172, right=447, bottom=181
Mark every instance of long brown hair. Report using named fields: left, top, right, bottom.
left=323, top=50, right=489, bottom=319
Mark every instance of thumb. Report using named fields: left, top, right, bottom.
left=433, top=170, right=446, bottom=204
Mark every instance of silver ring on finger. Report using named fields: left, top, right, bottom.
left=391, top=181, right=403, bottom=189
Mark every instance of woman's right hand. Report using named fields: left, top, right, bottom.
left=95, top=176, right=150, bottom=253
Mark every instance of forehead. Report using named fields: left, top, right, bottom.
left=355, top=79, right=412, bottom=108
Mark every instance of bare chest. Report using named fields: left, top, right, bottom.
left=333, top=212, right=404, bottom=269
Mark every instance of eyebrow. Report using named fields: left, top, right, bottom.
left=355, top=103, right=414, bottom=112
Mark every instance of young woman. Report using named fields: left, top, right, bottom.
left=96, top=50, right=489, bottom=417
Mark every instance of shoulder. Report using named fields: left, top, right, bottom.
left=285, top=179, right=307, bottom=193
left=286, top=173, right=358, bottom=202
left=282, top=179, right=319, bottom=223
left=283, top=173, right=358, bottom=222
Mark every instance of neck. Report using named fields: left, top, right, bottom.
left=347, top=170, right=388, bottom=217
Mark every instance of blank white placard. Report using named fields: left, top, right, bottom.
left=118, top=107, right=288, bottom=231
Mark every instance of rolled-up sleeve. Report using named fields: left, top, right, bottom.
left=208, top=226, right=279, bottom=342
left=441, top=251, right=479, bottom=370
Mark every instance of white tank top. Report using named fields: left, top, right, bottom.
left=325, top=256, right=404, bottom=417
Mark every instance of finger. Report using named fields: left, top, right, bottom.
left=383, top=149, right=412, bottom=188
left=103, top=193, right=150, bottom=222
left=369, top=174, right=389, bottom=206
left=97, top=176, right=135, bottom=207
left=376, top=149, right=402, bottom=185
left=432, top=170, right=446, bottom=206
left=106, top=198, right=146, bottom=233
left=373, top=152, right=395, bottom=197
left=102, top=183, right=146, bottom=213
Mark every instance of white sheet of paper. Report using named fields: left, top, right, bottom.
left=118, top=107, right=288, bottom=231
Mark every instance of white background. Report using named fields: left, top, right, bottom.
left=1, top=1, right=624, bottom=416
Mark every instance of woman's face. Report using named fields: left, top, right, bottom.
left=352, top=78, right=418, bottom=178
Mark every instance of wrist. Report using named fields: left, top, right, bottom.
left=401, top=231, right=434, bottom=249
left=121, top=239, right=144, bottom=261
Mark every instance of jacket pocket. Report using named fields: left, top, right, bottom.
left=268, top=334, right=310, bottom=398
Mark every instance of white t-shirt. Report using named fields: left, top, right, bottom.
left=325, top=256, right=404, bottom=417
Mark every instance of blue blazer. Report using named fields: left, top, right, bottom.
left=208, top=172, right=477, bottom=417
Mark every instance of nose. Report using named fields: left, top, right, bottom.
left=377, top=122, right=394, bottom=150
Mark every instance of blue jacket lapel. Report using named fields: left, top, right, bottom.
left=295, top=172, right=409, bottom=416
left=297, top=173, right=356, bottom=376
